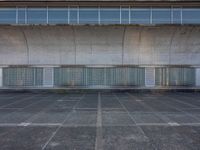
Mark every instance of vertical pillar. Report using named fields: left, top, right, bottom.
left=196, top=68, right=200, bottom=86
left=145, top=67, right=155, bottom=87
left=0, top=68, right=2, bottom=87
left=43, top=67, right=54, bottom=87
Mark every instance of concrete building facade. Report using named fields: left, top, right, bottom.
left=0, top=0, right=200, bottom=89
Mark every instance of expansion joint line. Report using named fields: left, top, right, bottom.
left=95, top=92, right=103, bottom=150
left=41, top=93, right=86, bottom=150
left=113, top=93, right=148, bottom=138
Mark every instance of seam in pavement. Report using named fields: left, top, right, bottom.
left=22, top=94, right=69, bottom=123
left=154, top=95, right=200, bottom=122
left=95, top=92, right=103, bottom=150
left=160, top=93, right=200, bottom=109
left=126, top=92, right=173, bottom=124
left=41, top=93, right=86, bottom=150
left=129, top=92, right=200, bottom=123
left=0, top=94, right=51, bottom=124
left=113, top=93, right=148, bottom=138
left=0, top=94, right=52, bottom=138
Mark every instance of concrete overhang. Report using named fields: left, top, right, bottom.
left=0, top=0, right=200, bottom=7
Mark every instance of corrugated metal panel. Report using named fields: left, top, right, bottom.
left=3, top=67, right=43, bottom=87
left=54, top=67, right=86, bottom=86
left=145, top=68, right=155, bottom=87
left=155, top=67, right=195, bottom=86
left=54, top=67, right=145, bottom=87
left=43, top=67, right=54, bottom=87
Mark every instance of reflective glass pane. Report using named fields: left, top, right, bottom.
left=121, top=8, right=129, bottom=24
left=100, top=8, right=120, bottom=24
left=182, top=9, right=200, bottom=24
left=69, top=7, right=78, bottom=24
left=79, top=8, right=98, bottom=24
left=48, top=8, right=68, bottom=24
left=131, top=8, right=150, bottom=24
left=18, top=8, right=26, bottom=24
left=173, top=8, right=181, bottom=24
left=152, top=8, right=171, bottom=24
left=27, top=8, right=47, bottom=24
left=0, top=8, right=16, bottom=24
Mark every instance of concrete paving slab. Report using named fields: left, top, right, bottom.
left=28, top=109, right=71, bottom=124
left=0, top=126, right=57, bottom=150
left=44, top=127, right=96, bottom=150
left=141, top=125, right=200, bottom=150
left=159, top=113, right=200, bottom=124
left=102, top=126, right=149, bottom=150
left=64, top=110, right=97, bottom=126
left=0, top=110, right=38, bottom=124
left=102, top=112, right=135, bottom=126
left=141, top=100, right=180, bottom=112
left=0, top=92, right=199, bottom=149
left=52, top=101, right=77, bottom=109
left=101, top=99, right=123, bottom=109
left=75, top=99, right=98, bottom=109
left=120, top=100, right=152, bottom=112
left=131, top=113, right=166, bottom=124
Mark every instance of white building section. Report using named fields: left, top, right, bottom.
left=43, top=67, right=54, bottom=87
left=0, top=68, right=2, bottom=87
left=145, top=67, right=155, bottom=87
left=196, top=68, right=200, bottom=86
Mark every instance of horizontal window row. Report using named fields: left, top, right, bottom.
left=0, top=7, right=200, bottom=25
left=2, top=67, right=196, bottom=87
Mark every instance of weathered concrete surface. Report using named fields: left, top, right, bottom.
left=0, top=25, right=200, bottom=66
left=0, top=92, right=200, bottom=150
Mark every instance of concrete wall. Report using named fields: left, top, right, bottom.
left=0, top=25, right=200, bottom=66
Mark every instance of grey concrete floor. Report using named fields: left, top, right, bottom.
left=0, top=92, right=199, bottom=150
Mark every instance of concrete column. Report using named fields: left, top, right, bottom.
left=43, top=67, right=54, bottom=87
left=145, top=67, right=155, bottom=87
left=196, top=68, right=200, bottom=86
left=0, top=68, right=2, bottom=87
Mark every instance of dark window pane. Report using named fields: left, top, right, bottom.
left=0, top=8, right=16, bottom=24
left=27, top=8, right=47, bottom=24
left=173, top=8, right=181, bottom=24
left=131, top=8, right=150, bottom=24
left=100, top=8, right=120, bottom=24
left=69, top=8, right=78, bottom=24
left=121, top=8, right=129, bottom=24
left=182, top=9, right=200, bottom=24
left=152, top=9, right=171, bottom=24
left=48, top=8, right=68, bottom=24
left=79, top=8, right=98, bottom=24
left=18, top=8, right=26, bottom=24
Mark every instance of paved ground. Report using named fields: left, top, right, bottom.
left=0, top=92, right=200, bottom=150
